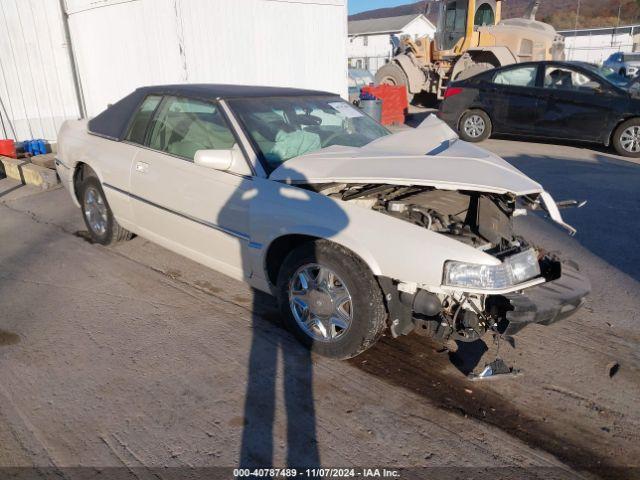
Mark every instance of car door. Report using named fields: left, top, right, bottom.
left=485, top=64, right=541, bottom=135
left=98, top=94, right=163, bottom=226
left=535, top=64, right=614, bottom=142
left=129, top=95, right=255, bottom=281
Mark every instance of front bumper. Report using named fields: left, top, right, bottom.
left=495, top=261, right=590, bottom=336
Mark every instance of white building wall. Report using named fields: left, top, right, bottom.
left=0, top=0, right=80, bottom=141
left=348, top=35, right=392, bottom=59
left=402, top=17, right=435, bottom=40
left=179, top=0, right=347, bottom=97
left=347, top=16, right=435, bottom=74
left=561, top=27, right=639, bottom=64
left=0, top=0, right=347, bottom=141
left=67, top=0, right=348, bottom=117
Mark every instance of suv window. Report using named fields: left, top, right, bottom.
left=544, top=66, right=602, bottom=92
left=147, top=97, right=236, bottom=160
left=125, top=95, right=162, bottom=144
left=492, top=66, right=538, bottom=87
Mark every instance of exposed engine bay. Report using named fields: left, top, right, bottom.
left=311, top=183, right=586, bottom=343
left=324, top=182, right=533, bottom=261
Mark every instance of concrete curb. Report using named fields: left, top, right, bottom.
left=0, top=156, right=60, bottom=190
left=30, top=153, right=56, bottom=170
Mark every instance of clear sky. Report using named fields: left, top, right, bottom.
left=348, top=0, right=413, bottom=15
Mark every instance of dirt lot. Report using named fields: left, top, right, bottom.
left=0, top=135, right=639, bottom=479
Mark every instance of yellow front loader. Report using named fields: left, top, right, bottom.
left=375, top=0, right=565, bottom=102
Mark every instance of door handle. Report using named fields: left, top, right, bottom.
left=135, top=161, right=149, bottom=173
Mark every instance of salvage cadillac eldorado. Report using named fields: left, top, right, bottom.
left=55, top=84, right=590, bottom=359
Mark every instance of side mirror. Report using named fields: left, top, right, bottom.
left=194, top=148, right=235, bottom=171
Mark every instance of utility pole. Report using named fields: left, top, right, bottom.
left=423, top=0, right=431, bottom=16
left=613, top=0, right=622, bottom=48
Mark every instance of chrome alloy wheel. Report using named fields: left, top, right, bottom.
left=83, top=186, right=108, bottom=236
left=620, top=126, right=640, bottom=153
left=463, top=114, right=486, bottom=138
left=288, top=264, right=353, bottom=342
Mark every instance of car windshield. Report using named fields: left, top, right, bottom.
left=625, top=53, right=640, bottom=62
left=229, top=96, right=390, bottom=170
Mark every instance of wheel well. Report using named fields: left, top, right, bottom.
left=608, top=116, right=640, bottom=147
left=264, top=234, right=378, bottom=288
left=265, top=234, right=321, bottom=286
left=469, top=51, right=500, bottom=67
left=72, top=162, right=97, bottom=203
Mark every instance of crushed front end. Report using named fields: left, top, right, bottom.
left=326, top=183, right=591, bottom=342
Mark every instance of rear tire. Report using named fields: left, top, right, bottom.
left=613, top=118, right=640, bottom=157
left=458, top=109, right=492, bottom=142
left=79, top=172, right=133, bottom=245
left=375, top=62, right=415, bottom=103
left=276, top=240, right=387, bottom=359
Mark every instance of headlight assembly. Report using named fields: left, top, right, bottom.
left=443, top=249, right=541, bottom=290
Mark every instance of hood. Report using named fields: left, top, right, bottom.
left=269, top=115, right=543, bottom=196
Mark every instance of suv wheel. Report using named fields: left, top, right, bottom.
left=458, top=110, right=492, bottom=142
left=276, top=241, right=387, bottom=359
left=613, top=118, right=640, bottom=158
left=79, top=173, right=133, bottom=245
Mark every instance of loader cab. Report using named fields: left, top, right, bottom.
left=475, top=2, right=495, bottom=25
left=435, top=0, right=499, bottom=53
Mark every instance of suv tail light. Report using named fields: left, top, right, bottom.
left=444, top=87, right=464, bottom=99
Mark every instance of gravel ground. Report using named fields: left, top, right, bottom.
left=0, top=132, right=639, bottom=479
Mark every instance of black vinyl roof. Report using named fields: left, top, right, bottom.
left=88, top=84, right=337, bottom=141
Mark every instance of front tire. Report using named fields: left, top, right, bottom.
left=613, top=118, right=640, bottom=158
left=276, top=241, right=387, bottom=359
left=79, top=174, right=132, bottom=245
left=458, top=109, right=492, bottom=142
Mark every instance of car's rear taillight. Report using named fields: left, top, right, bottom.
left=444, top=87, right=464, bottom=99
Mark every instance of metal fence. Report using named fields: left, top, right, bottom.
left=560, top=25, right=640, bottom=65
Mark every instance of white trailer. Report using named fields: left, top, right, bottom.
left=0, top=0, right=348, bottom=141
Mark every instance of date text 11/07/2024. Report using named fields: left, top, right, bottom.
left=233, top=468, right=401, bottom=478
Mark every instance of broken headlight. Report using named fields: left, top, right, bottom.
left=443, top=249, right=541, bottom=290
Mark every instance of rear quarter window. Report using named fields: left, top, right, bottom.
left=125, top=95, right=162, bottom=144
left=492, top=66, right=538, bottom=87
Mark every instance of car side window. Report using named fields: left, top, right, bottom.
left=492, top=66, right=538, bottom=87
left=147, top=97, right=236, bottom=160
left=125, top=95, right=162, bottom=144
left=543, top=66, right=602, bottom=93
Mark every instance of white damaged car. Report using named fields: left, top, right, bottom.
left=56, top=85, right=590, bottom=359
